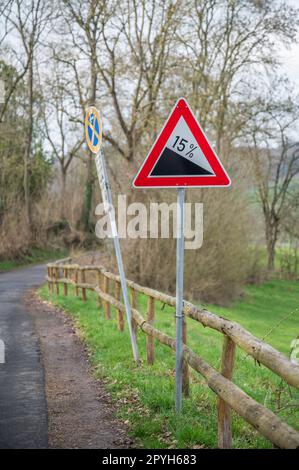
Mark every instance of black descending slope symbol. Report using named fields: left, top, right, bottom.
left=150, top=147, right=214, bottom=177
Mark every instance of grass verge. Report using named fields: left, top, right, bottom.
left=39, top=279, right=299, bottom=449
left=0, top=247, right=68, bottom=273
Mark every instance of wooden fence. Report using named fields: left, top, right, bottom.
left=47, top=261, right=299, bottom=449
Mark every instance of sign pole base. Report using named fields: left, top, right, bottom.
left=175, top=187, right=185, bottom=412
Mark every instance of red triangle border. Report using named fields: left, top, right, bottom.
left=133, top=98, right=231, bottom=188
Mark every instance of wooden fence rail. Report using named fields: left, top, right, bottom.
left=47, top=262, right=299, bottom=449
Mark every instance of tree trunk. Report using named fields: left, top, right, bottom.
left=24, top=54, right=33, bottom=232
left=267, top=242, right=275, bottom=271
left=60, top=168, right=67, bottom=220
left=266, top=220, right=278, bottom=272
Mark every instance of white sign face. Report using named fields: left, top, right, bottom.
left=165, top=116, right=215, bottom=175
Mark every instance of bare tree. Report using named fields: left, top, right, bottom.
left=39, top=63, right=84, bottom=219
left=60, top=0, right=180, bottom=159
left=176, top=0, right=299, bottom=155
left=250, top=113, right=299, bottom=271
left=52, top=0, right=112, bottom=231
left=99, top=0, right=180, bottom=161
left=2, top=0, right=53, bottom=229
left=174, top=0, right=299, bottom=273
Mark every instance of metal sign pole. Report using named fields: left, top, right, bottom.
left=95, top=150, right=140, bottom=364
left=175, top=187, right=185, bottom=412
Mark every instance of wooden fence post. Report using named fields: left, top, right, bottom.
left=81, top=269, right=87, bottom=301
left=182, top=317, right=190, bottom=396
left=63, top=267, right=68, bottom=296
left=55, top=267, right=60, bottom=294
left=97, top=270, right=102, bottom=309
left=115, top=280, right=124, bottom=331
left=131, top=288, right=138, bottom=336
left=47, top=267, right=51, bottom=293
left=146, top=296, right=155, bottom=365
left=103, top=275, right=111, bottom=319
left=50, top=267, right=54, bottom=294
left=75, top=268, right=79, bottom=296
left=218, top=336, right=236, bottom=449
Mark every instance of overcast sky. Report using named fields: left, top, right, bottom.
left=283, top=0, right=299, bottom=87
left=281, top=37, right=299, bottom=88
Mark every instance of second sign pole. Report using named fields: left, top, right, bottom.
left=175, top=187, right=185, bottom=412
left=95, top=150, right=140, bottom=365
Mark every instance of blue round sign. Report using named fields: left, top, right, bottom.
left=85, top=107, right=102, bottom=154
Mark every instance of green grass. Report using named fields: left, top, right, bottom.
left=0, top=247, right=68, bottom=273
left=39, top=279, right=299, bottom=449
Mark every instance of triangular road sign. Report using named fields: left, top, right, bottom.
left=133, top=98, right=231, bottom=188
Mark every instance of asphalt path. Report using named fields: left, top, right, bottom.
left=0, top=264, right=47, bottom=449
